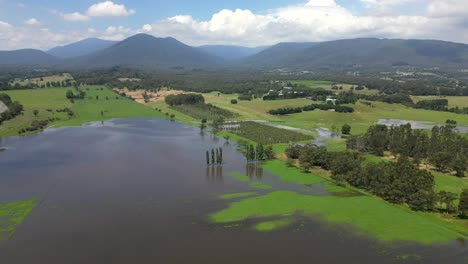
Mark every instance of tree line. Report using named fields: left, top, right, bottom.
left=206, top=147, right=223, bottom=165
left=269, top=103, right=354, bottom=115
left=347, top=123, right=467, bottom=177
left=0, top=93, right=23, bottom=125
left=285, top=144, right=467, bottom=216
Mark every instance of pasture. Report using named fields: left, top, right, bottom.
left=0, top=86, right=163, bottom=136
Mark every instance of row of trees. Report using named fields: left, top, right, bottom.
left=269, top=103, right=355, bottom=115
left=165, top=94, right=205, bottom=106
left=244, top=143, right=275, bottom=161
left=347, top=123, right=467, bottom=177
left=206, top=148, right=223, bottom=165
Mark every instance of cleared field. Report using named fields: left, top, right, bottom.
left=11, top=73, right=74, bottom=86
left=411, top=96, right=468, bottom=107
left=289, top=80, right=379, bottom=95
left=0, top=86, right=163, bottom=136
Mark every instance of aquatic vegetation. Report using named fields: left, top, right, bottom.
left=220, top=192, right=257, bottom=199
left=255, top=218, right=294, bottom=231
left=250, top=182, right=272, bottom=190
left=0, top=199, right=37, bottom=240
left=262, top=160, right=324, bottom=185
left=229, top=172, right=250, bottom=182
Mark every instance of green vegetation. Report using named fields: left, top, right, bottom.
left=229, top=172, right=250, bottom=182
left=220, top=192, right=257, bottom=199
left=172, top=103, right=238, bottom=121
left=211, top=190, right=464, bottom=244
left=228, top=121, right=313, bottom=144
left=0, top=199, right=37, bottom=240
left=412, top=96, right=468, bottom=108
left=250, top=182, right=272, bottom=190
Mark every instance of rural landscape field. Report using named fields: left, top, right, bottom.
left=1, top=0, right=468, bottom=263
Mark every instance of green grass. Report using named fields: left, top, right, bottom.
left=11, top=73, right=74, bottom=87
left=211, top=190, right=465, bottom=244
left=434, top=172, right=468, bottom=196
left=289, top=80, right=379, bottom=95
left=0, top=199, right=37, bottom=240
left=220, top=192, right=257, bottom=199
left=411, top=96, right=468, bottom=108
left=262, top=160, right=324, bottom=185
left=0, top=86, right=164, bottom=136
left=323, top=138, right=347, bottom=152
left=148, top=101, right=197, bottom=124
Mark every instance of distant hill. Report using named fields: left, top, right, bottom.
left=65, top=34, right=223, bottom=69
left=47, top=38, right=117, bottom=58
left=197, top=45, right=268, bottom=60
left=242, top=42, right=317, bottom=67
left=0, top=49, right=59, bottom=65
left=242, top=38, right=468, bottom=70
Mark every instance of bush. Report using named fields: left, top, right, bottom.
left=231, top=99, right=238, bottom=104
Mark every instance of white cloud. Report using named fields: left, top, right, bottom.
left=86, top=1, right=135, bottom=17
left=24, top=18, right=40, bottom=25
left=62, top=12, right=90, bottom=22
left=142, top=24, right=153, bottom=32
left=427, top=0, right=468, bottom=17
left=142, top=0, right=468, bottom=46
left=17, top=3, right=26, bottom=8
left=361, top=0, right=417, bottom=7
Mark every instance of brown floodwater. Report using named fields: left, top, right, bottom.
left=0, top=118, right=466, bottom=264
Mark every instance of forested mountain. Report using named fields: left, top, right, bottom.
left=242, top=38, right=468, bottom=70
left=242, top=42, right=317, bottom=67
left=47, top=38, right=117, bottom=58
left=0, top=49, right=59, bottom=66
left=65, top=34, right=223, bottom=68
left=197, top=45, right=268, bottom=60
left=1, top=35, right=468, bottom=70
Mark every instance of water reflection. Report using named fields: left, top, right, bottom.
left=206, top=165, right=223, bottom=183
left=245, top=163, right=264, bottom=180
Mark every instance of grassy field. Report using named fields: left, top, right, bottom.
left=289, top=80, right=379, bottom=95
left=11, top=73, right=74, bottom=86
left=411, top=96, right=468, bottom=107
left=0, top=86, right=164, bottom=136
left=203, top=93, right=468, bottom=135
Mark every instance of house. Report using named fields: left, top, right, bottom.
left=326, top=98, right=337, bottom=105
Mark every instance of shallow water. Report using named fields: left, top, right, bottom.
left=0, top=118, right=466, bottom=264
left=378, top=119, right=468, bottom=133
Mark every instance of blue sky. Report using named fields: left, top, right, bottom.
left=0, top=0, right=467, bottom=50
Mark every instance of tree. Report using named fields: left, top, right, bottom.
left=458, top=189, right=468, bottom=218
left=206, top=150, right=210, bottom=165
left=215, top=148, right=220, bottom=164
left=437, top=191, right=458, bottom=213
left=211, top=149, right=215, bottom=165
left=219, top=147, right=223, bottom=164
left=33, top=109, right=39, bottom=117
left=256, top=143, right=264, bottom=160
left=341, top=124, right=351, bottom=135
left=264, top=145, right=275, bottom=160
left=231, top=99, right=238, bottom=104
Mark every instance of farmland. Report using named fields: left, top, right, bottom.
left=0, top=86, right=163, bottom=136
left=10, top=73, right=75, bottom=87
left=411, top=96, right=468, bottom=108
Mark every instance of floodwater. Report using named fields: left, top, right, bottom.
left=378, top=119, right=468, bottom=133
left=0, top=118, right=466, bottom=264
left=314, top=128, right=341, bottom=146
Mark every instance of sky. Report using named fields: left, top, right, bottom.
left=0, top=0, right=467, bottom=50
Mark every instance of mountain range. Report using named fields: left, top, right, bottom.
left=0, top=34, right=467, bottom=71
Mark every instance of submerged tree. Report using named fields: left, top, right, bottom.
left=219, top=147, right=223, bottom=164
left=211, top=149, right=215, bottom=165
left=206, top=150, right=210, bottom=165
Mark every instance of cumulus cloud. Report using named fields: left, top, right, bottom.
left=86, top=1, right=135, bottom=17
left=1, top=0, right=468, bottom=50
left=60, top=1, right=135, bottom=22
left=24, top=18, right=40, bottom=25
left=62, top=12, right=90, bottom=22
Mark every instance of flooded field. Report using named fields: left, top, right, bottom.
left=0, top=118, right=466, bottom=263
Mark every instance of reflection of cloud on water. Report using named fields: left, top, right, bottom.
left=378, top=119, right=468, bottom=133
